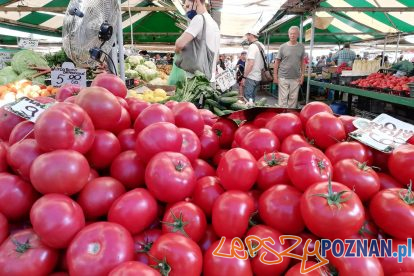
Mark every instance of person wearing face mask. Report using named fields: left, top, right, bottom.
left=175, top=0, right=220, bottom=83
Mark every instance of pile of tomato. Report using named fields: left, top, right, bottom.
left=0, top=72, right=414, bottom=276
left=351, top=72, right=414, bottom=96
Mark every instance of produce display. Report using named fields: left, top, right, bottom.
left=351, top=59, right=381, bottom=75
left=351, top=72, right=414, bottom=96
left=128, top=88, right=170, bottom=103
left=0, top=74, right=413, bottom=275
left=0, top=80, right=57, bottom=105
left=125, top=55, right=169, bottom=84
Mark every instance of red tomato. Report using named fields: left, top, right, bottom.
left=291, top=232, right=318, bottom=262
left=192, top=158, right=216, bottom=179
left=408, top=135, right=414, bottom=145
left=378, top=172, right=404, bottom=190
left=212, top=118, right=238, bottom=148
left=77, top=177, right=126, bottom=219
left=109, top=107, right=131, bottom=135
left=108, top=188, right=158, bottom=234
left=6, top=139, right=42, bottom=181
left=199, top=108, right=217, bottom=126
left=162, top=201, right=207, bottom=242
left=30, top=194, right=85, bottom=248
left=0, top=212, right=8, bottom=245
left=299, top=101, right=333, bottom=126
left=34, top=102, right=95, bottom=153
left=172, top=102, right=204, bottom=136
left=110, top=150, right=146, bottom=189
left=164, top=100, right=178, bottom=109
left=287, top=147, right=333, bottom=192
left=134, top=103, right=174, bottom=133
left=149, top=233, right=202, bottom=276
left=199, top=125, right=220, bottom=159
left=240, top=128, right=280, bottom=160
left=145, top=152, right=196, bottom=203
left=75, top=87, right=122, bottom=131
left=370, top=186, right=414, bottom=239
left=246, top=225, right=291, bottom=275
left=285, top=261, right=328, bottom=276
left=253, top=111, right=278, bottom=128
left=389, top=144, right=414, bottom=185
left=109, top=261, right=160, bottom=276
left=259, top=185, right=304, bottom=234
left=325, top=141, right=373, bottom=165
left=64, top=95, right=77, bottom=103
left=55, top=84, right=81, bottom=102
left=203, top=238, right=253, bottom=276
left=0, top=107, right=24, bottom=141
left=0, top=229, right=58, bottom=275
left=212, top=190, right=254, bottom=238
left=85, top=130, right=121, bottom=169
left=125, top=98, right=150, bottom=121
left=339, top=115, right=357, bottom=134
left=198, top=224, right=218, bottom=253
left=0, top=173, right=38, bottom=221
left=8, top=120, right=34, bottom=145
left=234, top=123, right=257, bottom=145
left=346, top=218, right=378, bottom=240
left=91, top=73, right=127, bottom=98
left=133, top=228, right=162, bottom=264
left=117, top=128, right=137, bottom=152
left=136, top=122, right=182, bottom=163
left=379, top=240, right=414, bottom=275
left=306, top=112, right=346, bottom=149
left=217, top=148, right=258, bottom=191
left=333, top=159, right=380, bottom=202
left=327, top=253, right=383, bottom=276
left=280, top=134, right=312, bottom=155
left=301, top=180, right=365, bottom=239
left=0, top=143, right=6, bottom=173
left=212, top=148, right=228, bottom=166
left=257, top=152, right=290, bottom=191
left=192, top=176, right=224, bottom=217
left=179, top=128, right=201, bottom=162
left=265, top=113, right=303, bottom=142
left=67, top=222, right=134, bottom=276
left=30, top=150, right=90, bottom=195
left=372, top=148, right=391, bottom=172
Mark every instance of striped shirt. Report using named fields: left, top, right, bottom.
left=332, top=49, right=356, bottom=66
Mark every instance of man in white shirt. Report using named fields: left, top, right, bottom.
left=241, top=30, right=265, bottom=102
left=175, top=0, right=220, bottom=83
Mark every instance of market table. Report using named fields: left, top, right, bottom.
left=310, top=80, right=414, bottom=114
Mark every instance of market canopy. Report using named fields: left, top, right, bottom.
left=260, top=0, right=414, bottom=45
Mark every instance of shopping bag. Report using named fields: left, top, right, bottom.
left=168, top=54, right=186, bottom=85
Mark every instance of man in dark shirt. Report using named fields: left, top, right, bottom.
left=236, top=51, right=247, bottom=96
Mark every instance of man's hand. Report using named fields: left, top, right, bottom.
left=299, top=75, right=305, bottom=84
left=240, top=78, right=245, bottom=87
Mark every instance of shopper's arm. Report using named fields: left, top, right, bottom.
left=244, top=59, right=254, bottom=78
left=175, top=32, right=194, bottom=53
left=300, top=58, right=306, bottom=84
left=273, top=59, right=280, bottom=84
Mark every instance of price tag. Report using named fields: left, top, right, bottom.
left=0, top=52, right=12, bottom=62
left=4, top=97, right=50, bottom=123
left=51, top=62, right=87, bottom=88
left=216, top=70, right=236, bottom=92
left=349, top=114, right=414, bottom=153
left=18, top=38, right=39, bottom=49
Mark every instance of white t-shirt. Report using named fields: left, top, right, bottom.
left=185, top=13, right=221, bottom=82
left=246, top=42, right=265, bottom=82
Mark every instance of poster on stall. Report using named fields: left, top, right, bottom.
left=349, top=113, right=414, bottom=153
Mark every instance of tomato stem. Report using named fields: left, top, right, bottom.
left=356, top=161, right=370, bottom=172
left=175, top=161, right=185, bottom=172
left=214, top=129, right=222, bottom=137
left=149, top=255, right=172, bottom=276
left=263, top=152, right=285, bottom=167
left=161, top=211, right=190, bottom=238
left=399, top=180, right=414, bottom=205
left=317, top=160, right=327, bottom=175
left=312, top=176, right=353, bottom=209
left=12, top=238, right=31, bottom=253
left=358, top=221, right=376, bottom=237
left=74, top=127, right=84, bottom=135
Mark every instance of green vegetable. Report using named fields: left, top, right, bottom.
left=144, top=60, right=157, bottom=70
left=17, top=70, right=46, bottom=84
left=230, top=102, right=248, bottom=110
left=392, top=60, right=414, bottom=73
left=256, top=98, right=267, bottom=106
left=11, top=50, right=49, bottom=74
left=205, top=99, right=220, bottom=108
left=126, top=55, right=144, bottom=67
left=44, top=49, right=70, bottom=67
left=125, top=69, right=139, bottom=79
left=124, top=63, right=132, bottom=71
left=222, top=110, right=234, bottom=115
left=219, top=97, right=238, bottom=105
left=213, top=107, right=225, bottom=116
left=0, top=66, right=18, bottom=85
left=221, top=91, right=239, bottom=97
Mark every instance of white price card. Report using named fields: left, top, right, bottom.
left=18, top=38, right=39, bottom=49
left=0, top=52, right=12, bottom=62
left=349, top=114, right=414, bottom=153
left=51, top=62, right=87, bottom=88
left=216, top=70, right=236, bottom=92
left=4, top=97, right=50, bottom=123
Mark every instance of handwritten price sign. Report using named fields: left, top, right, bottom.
left=349, top=114, right=414, bottom=152
left=216, top=70, right=236, bottom=92
left=18, top=38, right=39, bottom=49
left=4, top=97, right=50, bottom=123
left=0, top=52, right=12, bottom=62
left=51, top=62, right=87, bottom=88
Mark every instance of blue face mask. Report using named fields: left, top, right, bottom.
left=186, top=1, right=197, bottom=19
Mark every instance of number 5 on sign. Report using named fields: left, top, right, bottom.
left=51, top=62, right=87, bottom=88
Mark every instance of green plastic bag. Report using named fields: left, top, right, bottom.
left=168, top=54, right=186, bottom=85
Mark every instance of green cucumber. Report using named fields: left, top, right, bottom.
left=221, top=110, right=234, bottom=115
left=219, top=96, right=239, bottom=105
left=205, top=99, right=220, bottom=108
left=221, top=91, right=239, bottom=97
left=213, top=106, right=225, bottom=116
left=230, top=102, right=248, bottom=110
left=256, top=97, right=267, bottom=106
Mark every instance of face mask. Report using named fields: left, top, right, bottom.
left=186, top=1, right=197, bottom=19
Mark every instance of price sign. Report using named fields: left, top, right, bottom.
left=51, top=62, right=87, bottom=88
left=349, top=114, right=414, bottom=153
left=18, top=38, right=39, bottom=49
left=0, top=52, right=12, bottom=62
left=216, top=70, right=236, bottom=92
left=4, top=97, right=50, bottom=123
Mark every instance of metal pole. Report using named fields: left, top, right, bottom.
left=117, top=0, right=125, bottom=80
left=394, top=33, right=401, bottom=63
left=299, top=15, right=304, bottom=43
left=381, top=35, right=387, bottom=68
left=306, top=12, right=315, bottom=104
